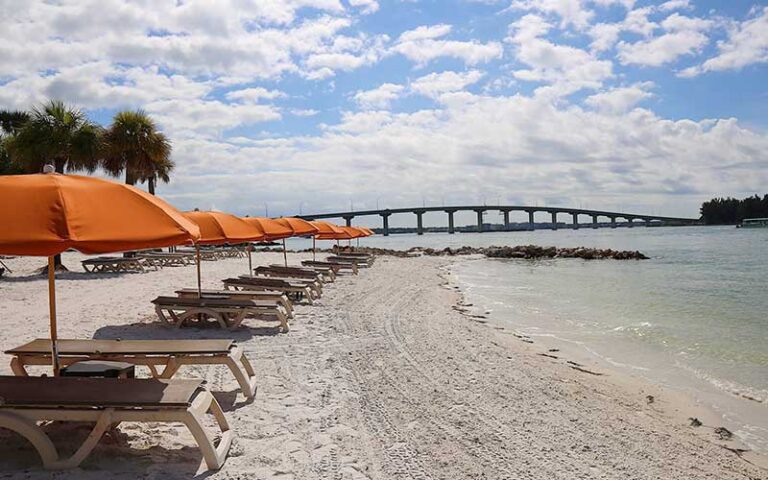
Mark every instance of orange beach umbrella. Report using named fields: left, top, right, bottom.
left=183, top=211, right=265, bottom=290
left=0, top=173, right=201, bottom=375
left=275, top=217, right=319, bottom=237
left=243, top=217, right=293, bottom=240
left=243, top=217, right=294, bottom=266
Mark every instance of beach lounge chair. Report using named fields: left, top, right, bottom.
left=326, top=255, right=371, bottom=268
left=175, top=288, right=294, bottom=318
left=142, top=252, right=194, bottom=267
left=222, top=277, right=316, bottom=304
left=81, top=256, right=155, bottom=273
left=0, top=376, right=232, bottom=471
left=333, top=253, right=375, bottom=265
left=301, top=260, right=357, bottom=275
left=176, top=248, right=219, bottom=261
left=6, top=338, right=258, bottom=400
left=246, top=273, right=323, bottom=297
left=152, top=296, right=289, bottom=332
left=266, top=264, right=336, bottom=282
left=255, top=265, right=328, bottom=283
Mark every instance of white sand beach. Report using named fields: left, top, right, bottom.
left=0, top=252, right=765, bottom=479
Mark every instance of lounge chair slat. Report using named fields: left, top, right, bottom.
left=0, top=376, right=203, bottom=408
left=6, top=339, right=234, bottom=356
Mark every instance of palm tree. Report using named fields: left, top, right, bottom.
left=5, top=100, right=101, bottom=174
left=4, top=101, right=102, bottom=272
left=102, top=110, right=172, bottom=188
left=140, top=156, right=175, bottom=195
left=0, top=110, right=29, bottom=175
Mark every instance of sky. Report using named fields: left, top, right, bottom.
left=1, top=0, right=767, bottom=226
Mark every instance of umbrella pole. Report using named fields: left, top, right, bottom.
left=195, top=244, right=202, bottom=298
left=47, top=256, right=60, bottom=376
left=282, top=239, right=288, bottom=267
left=248, top=245, right=253, bottom=275
left=313, top=237, right=316, bottom=261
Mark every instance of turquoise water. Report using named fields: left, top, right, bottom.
left=290, top=226, right=768, bottom=450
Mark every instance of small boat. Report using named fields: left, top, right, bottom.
left=740, top=217, right=768, bottom=228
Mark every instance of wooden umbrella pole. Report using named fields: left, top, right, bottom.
left=313, top=237, right=316, bottom=261
left=248, top=245, right=253, bottom=275
left=282, top=239, right=288, bottom=267
left=195, top=244, right=202, bottom=298
left=47, top=256, right=60, bottom=376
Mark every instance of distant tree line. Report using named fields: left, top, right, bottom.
left=700, top=195, right=768, bottom=224
left=0, top=100, right=173, bottom=194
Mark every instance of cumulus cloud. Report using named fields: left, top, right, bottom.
left=585, top=82, right=654, bottom=114
left=353, top=83, right=405, bottom=109
left=679, top=7, right=768, bottom=77
left=410, top=70, right=485, bottom=99
left=617, top=13, right=713, bottom=66
left=392, top=24, right=503, bottom=66
left=508, top=15, right=613, bottom=97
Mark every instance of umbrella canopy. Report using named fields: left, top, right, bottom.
left=243, top=217, right=293, bottom=241
left=342, top=226, right=367, bottom=239
left=0, top=174, right=200, bottom=256
left=275, top=217, right=319, bottom=237
left=183, top=211, right=264, bottom=245
left=315, top=225, right=358, bottom=240
left=358, top=227, right=375, bottom=236
left=0, top=173, right=201, bottom=375
left=310, top=221, right=345, bottom=237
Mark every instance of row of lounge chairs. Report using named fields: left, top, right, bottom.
left=0, top=251, right=376, bottom=472
left=80, top=246, right=249, bottom=273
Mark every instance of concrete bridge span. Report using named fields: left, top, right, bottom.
left=299, top=206, right=700, bottom=236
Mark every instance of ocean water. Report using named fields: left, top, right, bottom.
left=289, top=226, right=768, bottom=451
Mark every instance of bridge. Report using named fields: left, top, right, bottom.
left=299, top=205, right=700, bottom=236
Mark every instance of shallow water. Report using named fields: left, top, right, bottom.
left=290, top=226, right=768, bottom=451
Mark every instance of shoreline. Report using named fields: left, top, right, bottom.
left=445, top=255, right=768, bottom=469
left=0, top=252, right=765, bottom=477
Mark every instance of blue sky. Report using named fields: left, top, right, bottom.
left=1, top=0, right=767, bottom=225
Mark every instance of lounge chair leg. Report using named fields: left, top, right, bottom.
left=52, top=410, right=115, bottom=469
left=157, top=357, right=181, bottom=379
left=0, top=411, right=60, bottom=468
left=183, top=391, right=232, bottom=471
left=10, top=357, right=29, bottom=376
left=225, top=347, right=257, bottom=400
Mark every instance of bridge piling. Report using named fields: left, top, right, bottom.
left=592, top=215, right=598, bottom=229
left=343, top=215, right=353, bottom=227
left=527, top=210, right=535, bottom=231
left=416, top=211, right=424, bottom=235
left=381, top=213, right=390, bottom=236
left=475, top=209, right=485, bottom=233
left=610, top=216, right=617, bottom=228
left=502, top=210, right=510, bottom=231
left=446, top=210, right=455, bottom=234
left=551, top=212, right=558, bottom=230
left=572, top=213, right=579, bottom=230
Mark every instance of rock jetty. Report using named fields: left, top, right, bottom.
left=309, top=244, right=648, bottom=260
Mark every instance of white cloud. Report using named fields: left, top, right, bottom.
left=508, top=15, right=613, bottom=97
left=617, top=13, right=712, bottom=67
left=353, top=83, right=405, bottom=109
left=508, top=0, right=595, bottom=30
left=679, top=7, right=768, bottom=77
left=162, top=93, right=768, bottom=216
left=410, top=70, right=485, bottom=99
left=291, top=108, right=320, bottom=117
left=145, top=99, right=282, bottom=137
left=585, top=82, right=654, bottom=114
left=225, top=88, right=286, bottom=103
left=398, top=24, right=453, bottom=42
left=348, top=0, right=379, bottom=14
left=658, top=0, right=691, bottom=12
left=393, top=24, right=503, bottom=66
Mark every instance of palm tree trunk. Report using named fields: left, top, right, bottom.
left=125, top=169, right=137, bottom=186
left=148, top=177, right=156, bottom=195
